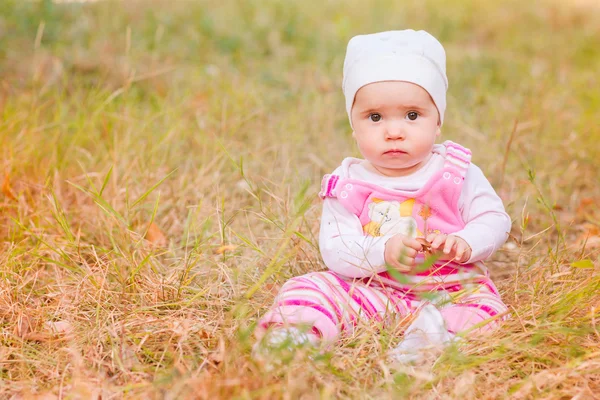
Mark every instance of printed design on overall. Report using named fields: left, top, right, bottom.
left=362, top=197, right=442, bottom=238
left=363, top=198, right=417, bottom=237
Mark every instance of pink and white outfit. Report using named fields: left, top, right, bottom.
left=257, top=141, right=511, bottom=344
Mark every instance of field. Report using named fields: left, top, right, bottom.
left=1, top=0, right=600, bottom=398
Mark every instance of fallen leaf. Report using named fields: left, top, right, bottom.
left=14, top=314, right=33, bottom=338
left=263, top=283, right=280, bottom=294
left=578, top=197, right=594, bottom=210
left=576, top=223, right=600, bottom=249
left=23, top=332, right=53, bottom=342
left=14, top=314, right=56, bottom=342
left=208, top=338, right=225, bottom=364
left=576, top=197, right=597, bottom=220
left=570, top=259, right=595, bottom=269
left=45, top=320, right=73, bottom=334
left=2, top=172, right=17, bottom=201
left=145, top=222, right=167, bottom=246
left=170, top=319, right=196, bottom=337
left=215, top=244, right=237, bottom=254
left=198, top=329, right=212, bottom=340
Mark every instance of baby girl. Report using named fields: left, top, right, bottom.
left=256, top=29, right=511, bottom=362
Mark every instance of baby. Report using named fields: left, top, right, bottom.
left=256, top=30, right=511, bottom=362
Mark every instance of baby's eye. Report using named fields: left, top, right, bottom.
left=369, top=113, right=382, bottom=122
left=406, top=111, right=419, bottom=121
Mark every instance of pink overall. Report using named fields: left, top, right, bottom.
left=258, top=141, right=508, bottom=343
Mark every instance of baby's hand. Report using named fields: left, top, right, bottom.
left=426, top=233, right=472, bottom=263
left=384, top=234, right=423, bottom=273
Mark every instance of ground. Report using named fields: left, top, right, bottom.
left=1, top=0, right=600, bottom=398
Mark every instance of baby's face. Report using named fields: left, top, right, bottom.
left=351, top=81, right=441, bottom=177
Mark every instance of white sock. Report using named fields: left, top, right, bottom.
left=265, top=327, right=319, bottom=347
left=389, top=304, right=454, bottom=364
left=252, top=327, right=320, bottom=370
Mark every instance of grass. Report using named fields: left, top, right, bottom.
left=1, top=0, right=600, bottom=398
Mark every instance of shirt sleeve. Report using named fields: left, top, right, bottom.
left=319, top=197, right=394, bottom=278
left=453, top=163, right=512, bottom=263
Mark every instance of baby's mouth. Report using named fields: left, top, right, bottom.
left=384, top=149, right=407, bottom=155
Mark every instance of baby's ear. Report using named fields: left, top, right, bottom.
left=435, top=125, right=441, bottom=137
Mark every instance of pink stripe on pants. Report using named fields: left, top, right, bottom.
left=257, top=270, right=508, bottom=343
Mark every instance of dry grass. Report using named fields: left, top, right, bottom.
left=1, top=0, right=600, bottom=398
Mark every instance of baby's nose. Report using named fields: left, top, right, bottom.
left=386, top=123, right=406, bottom=139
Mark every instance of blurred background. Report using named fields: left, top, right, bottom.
left=2, top=0, right=599, bottom=196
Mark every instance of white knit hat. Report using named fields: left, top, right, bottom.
left=342, top=30, right=448, bottom=127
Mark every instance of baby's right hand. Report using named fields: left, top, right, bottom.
left=384, top=234, right=423, bottom=273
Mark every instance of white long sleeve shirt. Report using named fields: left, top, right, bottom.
left=318, top=144, right=512, bottom=279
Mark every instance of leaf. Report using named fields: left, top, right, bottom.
left=2, top=172, right=17, bottom=201
left=418, top=204, right=432, bottom=220
left=384, top=264, right=411, bottom=284
left=99, top=165, right=113, bottom=197
left=416, top=238, right=432, bottom=253
left=231, top=230, right=264, bottom=255
left=244, top=214, right=304, bottom=298
left=293, top=230, right=314, bottom=246
left=145, top=222, right=167, bottom=246
left=215, top=244, right=237, bottom=254
left=14, top=314, right=33, bottom=338
left=130, top=169, right=177, bottom=208
left=576, top=197, right=595, bottom=216
left=576, top=223, right=600, bottom=249
left=570, top=259, right=594, bottom=269
left=67, top=180, right=129, bottom=226
left=44, top=320, right=73, bottom=334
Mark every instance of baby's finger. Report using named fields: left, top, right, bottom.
left=426, top=232, right=437, bottom=243
left=402, top=237, right=424, bottom=252
left=398, top=252, right=416, bottom=266
left=402, top=247, right=418, bottom=259
left=454, top=242, right=466, bottom=262
left=395, top=262, right=412, bottom=272
left=443, top=236, right=456, bottom=254
left=386, top=258, right=400, bottom=270
left=430, top=234, right=446, bottom=250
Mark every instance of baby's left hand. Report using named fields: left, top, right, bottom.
left=425, top=233, right=472, bottom=263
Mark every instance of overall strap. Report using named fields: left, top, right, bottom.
left=319, top=174, right=374, bottom=217
left=443, top=140, right=472, bottom=178
left=319, top=174, right=340, bottom=199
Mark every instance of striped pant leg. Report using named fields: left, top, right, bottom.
left=439, top=278, right=509, bottom=335
left=257, top=271, right=412, bottom=343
